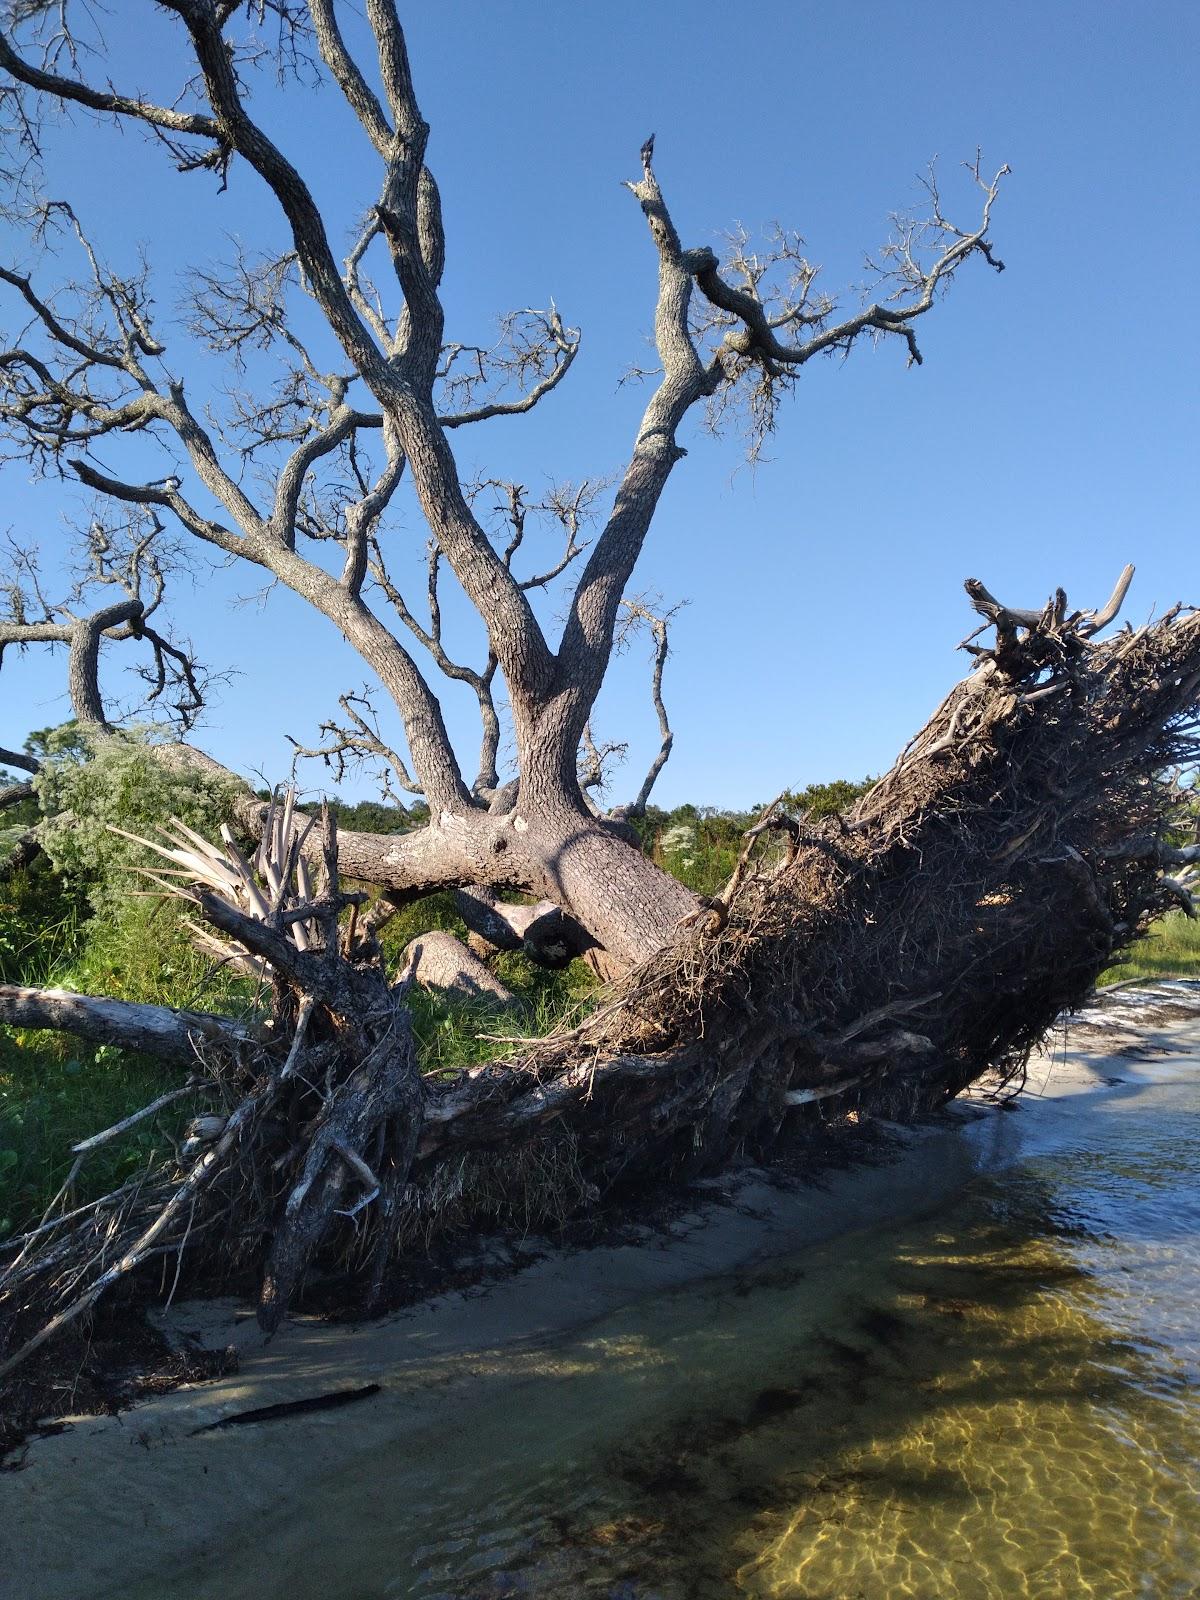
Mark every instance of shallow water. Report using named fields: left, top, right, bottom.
left=153, top=1062, right=1200, bottom=1600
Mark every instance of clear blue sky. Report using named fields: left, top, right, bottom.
left=1, top=1, right=1196, bottom=809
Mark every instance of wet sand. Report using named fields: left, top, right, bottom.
left=4, top=981, right=1199, bottom=1599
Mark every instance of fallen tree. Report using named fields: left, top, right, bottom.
left=2, top=574, right=1198, bottom=1377
left=1, top=7, right=1197, bottom=1378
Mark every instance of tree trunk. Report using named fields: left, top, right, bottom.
left=0, top=986, right=266, bottom=1067
left=311, top=799, right=695, bottom=977
left=510, top=800, right=697, bottom=974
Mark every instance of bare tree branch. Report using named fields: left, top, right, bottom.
left=288, top=687, right=423, bottom=800
left=0, top=28, right=221, bottom=142
left=613, top=598, right=676, bottom=819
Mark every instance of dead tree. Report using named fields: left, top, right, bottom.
left=1, top=6, right=1198, bottom=1374
left=2, top=576, right=1197, bottom=1381
left=0, top=1, right=1010, bottom=977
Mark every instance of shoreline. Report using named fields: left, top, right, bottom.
left=4, top=981, right=1200, bottom=1597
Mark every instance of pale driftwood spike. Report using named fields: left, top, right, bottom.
left=293, top=856, right=314, bottom=950
left=279, top=812, right=318, bottom=917
left=158, top=843, right=236, bottom=884
left=216, top=827, right=272, bottom=920
left=109, top=823, right=244, bottom=898
left=71, top=1083, right=201, bottom=1153
left=784, top=1076, right=864, bottom=1106
left=1081, top=564, right=1135, bottom=637
left=263, top=855, right=285, bottom=909
left=280, top=994, right=315, bottom=1079
left=136, top=868, right=203, bottom=903
left=255, top=791, right=278, bottom=879
left=181, top=918, right=269, bottom=979
left=278, top=788, right=296, bottom=871
left=162, top=815, right=241, bottom=869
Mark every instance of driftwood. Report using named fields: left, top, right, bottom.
left=2, top=574, right=1199, bottom=1383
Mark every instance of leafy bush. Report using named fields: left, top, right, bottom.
left=1, top=730, right=253, bottom=1232
left=0, top=856, right=87, bottom=987
left=33, top=725, right=238, bottom=919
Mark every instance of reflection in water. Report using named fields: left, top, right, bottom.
left=404, top=1082, right=1200, bottom=1600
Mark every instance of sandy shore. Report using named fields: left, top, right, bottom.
left=4, top=980, right=1199, bottom=1599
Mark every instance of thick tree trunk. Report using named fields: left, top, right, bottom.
left=510, top=799, right=697, bottom=973
left=319, top=799, right=695, bottom=976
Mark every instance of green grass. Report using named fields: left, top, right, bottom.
left=0, top=1032, right=184, bottom=1239
left=0, top=869, right=595, bottom=1236
left=0, top=865, right=258, bottom=1236
left=1099, top=910, right=1200, bottom=985
left=371, top=889, right=599, bottom=1075
left=407, top=951, right=597, bottom=1078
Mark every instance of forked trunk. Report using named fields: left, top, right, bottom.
left=327, top=797, right=698, bottom=977
left=510, top=800, right=698, bottom=975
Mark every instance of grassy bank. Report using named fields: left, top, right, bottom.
left=1098, top=910, right=1200, bottom=985
left=0, top=869, right=598, bottom=1235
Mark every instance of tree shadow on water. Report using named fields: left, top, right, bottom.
left=150, top=1159, right=1197, bottom=1600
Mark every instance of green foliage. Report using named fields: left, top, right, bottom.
left=780, top=775, right=876, bottom=819
left=24, top=721, right=90, bottom=764
left=0, top=1030, right=179, bottom=1240
left=406, top=954, right=597, bottom=1079
left=0, top=857, right=87, bottom=988
left=0, top=851, right=256, bottom=1235
left=0, top=728, right=253, bottom=1233
left=1099, top=911, right=1200, bottom=985
left=634, top=777, right=876, bottom=896
left=33, top=726, right=238, bottom=919
left=329, top=795, right=429, bottom=833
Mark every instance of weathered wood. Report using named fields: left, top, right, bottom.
left=397, top=929, right=519, bottom=1010
left=0, top=985, right=265, bottom=1067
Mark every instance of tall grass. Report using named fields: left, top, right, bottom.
left=1099, top=911, right=1200, bottom=985
left=0, top=866, right=258, bottom=1235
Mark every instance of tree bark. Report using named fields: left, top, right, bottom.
left=0, top=985, right=266, bottom=1066
left=159, top=742, right=693, bottom=975
left=454, top=887, right=592, bottom=967
left=397, top=930, right=519, bottom=1010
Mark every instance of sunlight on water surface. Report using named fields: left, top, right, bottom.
left=145, top=1066, right=1200, bottom=1600
left=400, top=1080, right=1200, bottom=1600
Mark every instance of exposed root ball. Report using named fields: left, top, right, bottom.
left=3, top=577, right=1199, bottom=1383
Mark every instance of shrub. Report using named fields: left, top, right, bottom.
left=33, top=725, right=238, bottom=920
